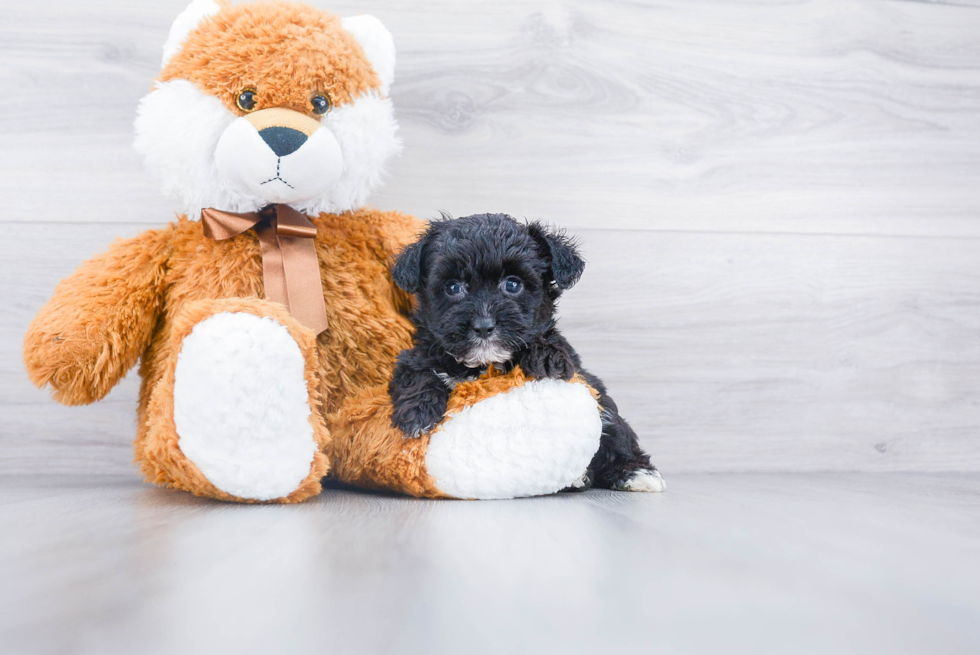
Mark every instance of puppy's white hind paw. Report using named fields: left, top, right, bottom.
left=617, top=468, right=666, bottom=493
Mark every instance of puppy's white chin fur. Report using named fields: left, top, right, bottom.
left=460, top=341, right=512, bottom=368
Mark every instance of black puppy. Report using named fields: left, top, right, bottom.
left=388, top=213, right=664, bottom=492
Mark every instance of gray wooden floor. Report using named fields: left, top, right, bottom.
left=1, top=472, right=978, bottom=655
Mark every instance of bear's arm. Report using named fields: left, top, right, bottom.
left=23, top=226, right=175, bottom=406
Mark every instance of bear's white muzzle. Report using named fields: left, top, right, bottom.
left=214, top=107, right=343, bottom=205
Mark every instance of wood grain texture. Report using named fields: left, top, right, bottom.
left=562, top=229, right=980, bottom=472
left=1, top=0, right=980, bottom=235
left=4, top=224, right=979, bottom=474
left=2, top=473, right=979, bottom=654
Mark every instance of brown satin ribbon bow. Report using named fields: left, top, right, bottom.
left=201, top=204, right=328, bottom=334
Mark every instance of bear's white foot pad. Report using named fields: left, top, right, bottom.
left=425, top=378, right=602, bottom=500
left=617, top=468, right=666, bottom=493
left=173, top=312, right=316, bottom=501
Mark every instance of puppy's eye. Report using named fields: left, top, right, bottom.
left=310, top=93, right=331, bottom=116
left=446, top=281, right=465, bottom=297
left=502, top=277, right=523, bottom=294
left=236, top=87, right=257, bottom=113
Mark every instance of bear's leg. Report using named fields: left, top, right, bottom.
left=140, top=299, right=329, bottom=503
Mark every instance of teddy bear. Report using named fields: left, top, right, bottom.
left=22, top=0, right=632, bottom=502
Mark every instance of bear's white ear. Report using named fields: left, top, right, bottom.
left=342, top=15, right=396, bottom=96
left=162, top=0, right=222, bottom=68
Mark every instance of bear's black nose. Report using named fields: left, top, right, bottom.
left=258, top=126, right=308, bottom=157
left=472, top=317, right=495, bottom=339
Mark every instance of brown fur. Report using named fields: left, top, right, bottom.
left=24, top=209, right=422, bottom=502
left=161, top=0, right=381, bottom=116
left=23, top=227, right=175, bottom=405
left=327, top=387, right=445, bottom=498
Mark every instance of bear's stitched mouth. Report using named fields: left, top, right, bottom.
left=259, top=158, right=295, bottom=189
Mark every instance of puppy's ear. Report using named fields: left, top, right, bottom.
left=528, top=222, right=585, bottom=291
left=392, top=239, right=425, bottom=293
left=393, top=219, right=450, bottom=293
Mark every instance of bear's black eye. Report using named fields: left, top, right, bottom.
left=236, top=88, right=257, bottom=113
left=310, top=94, right=331, bottom=115
left=502, top=277, right=523, bottom=294
left=446, top=281, right=465, bottom=297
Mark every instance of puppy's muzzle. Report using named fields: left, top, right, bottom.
left=245, top=108, right=321, bottom=157
left=472, top=316, right=495, bottom=339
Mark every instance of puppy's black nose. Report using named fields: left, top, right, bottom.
left=472, top=317, right=495, bottom=339
left=258, top=126, right=308, bottom=157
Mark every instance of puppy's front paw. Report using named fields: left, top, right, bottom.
left=391, top=398, right=447, bottom=439
left=519, top=343, right=576, bottom=381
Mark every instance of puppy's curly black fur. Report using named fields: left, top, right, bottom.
left=388, top=213, right=660, bottom=491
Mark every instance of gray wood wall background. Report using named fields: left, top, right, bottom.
left=2, top=0, right=979, bottom=476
